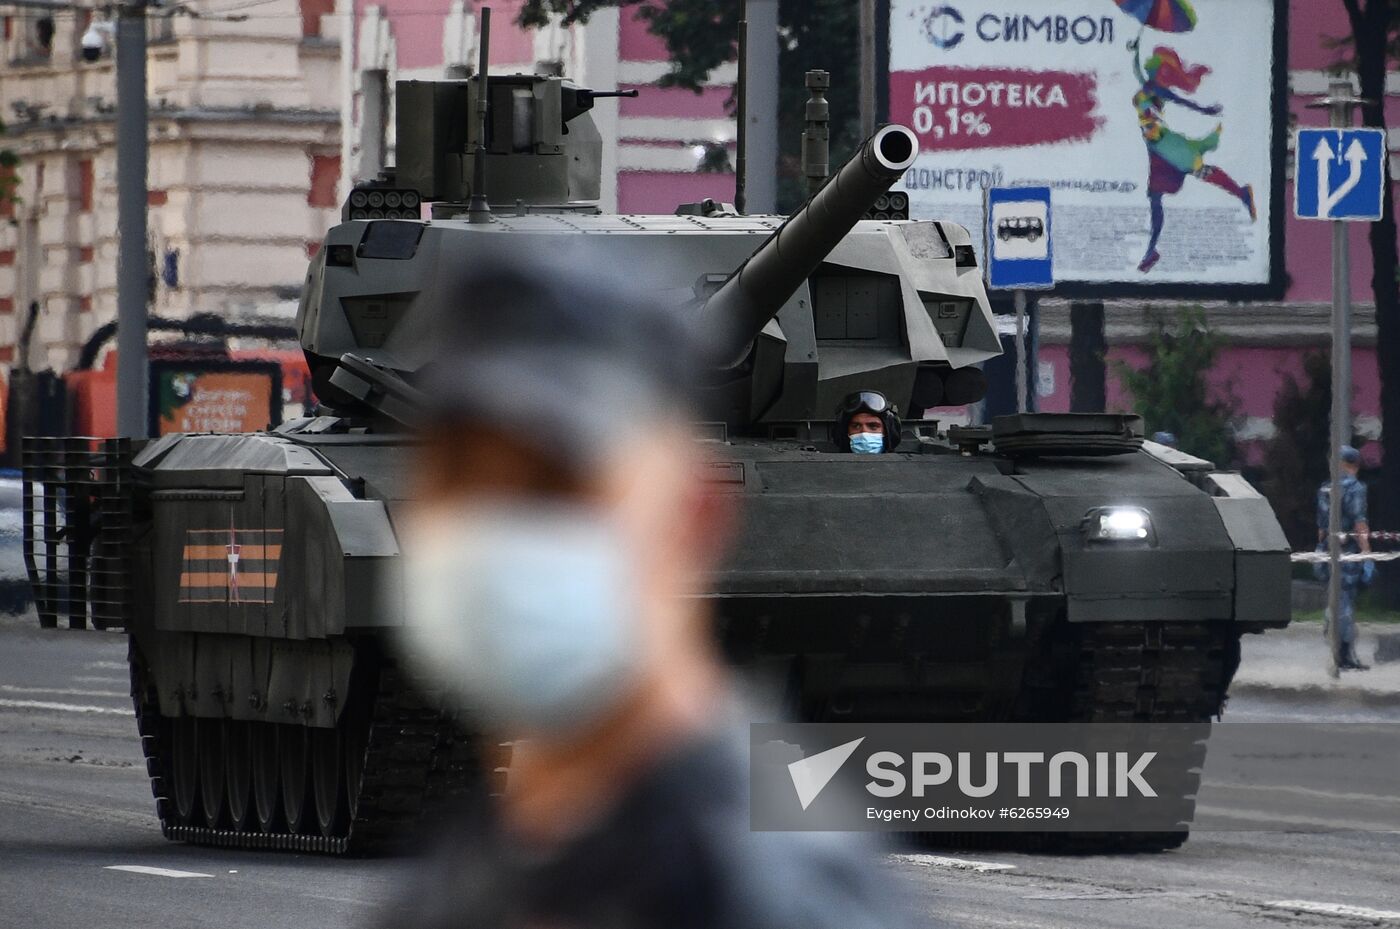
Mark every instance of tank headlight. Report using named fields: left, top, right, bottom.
left=1083, top=506, right=1155, bottom=543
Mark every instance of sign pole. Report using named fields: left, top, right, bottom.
left=1327, top=207, right=1350, bottom=677
left=1014, top=289, right=1028, bottom=413
left=1324, top=80, right=1356, bottom=678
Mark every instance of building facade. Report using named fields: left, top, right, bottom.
left=0, top=0, right=341, bottom=372
left=2, top=0, right=1395, bottom=467
left=1034, top=0, right=1398, bottom=465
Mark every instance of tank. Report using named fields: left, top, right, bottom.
left=22, top=71, right=1292, bottom=855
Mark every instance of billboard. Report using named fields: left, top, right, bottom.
left=150, top=360, right=284, bottom=436
left=885, top=0, right=1285, bottom=297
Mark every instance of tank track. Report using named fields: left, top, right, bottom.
left=1071, top=621, right=1241, bottom=724
left=1055, top=620, right=1241, bottom=853
left=130, top=641, right=482, bottom=855
left=923, top=619, right=1242, bottom=854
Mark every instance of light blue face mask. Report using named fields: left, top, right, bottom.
left=849, top=432, right=885, bottom=455
left=397, top=504, right=641, bottom=735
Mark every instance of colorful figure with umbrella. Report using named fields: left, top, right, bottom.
left=1117, top=0, right=1256, bottom=273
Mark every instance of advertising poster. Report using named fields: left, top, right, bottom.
left=886, top=0, right=1283, bottom=294
left=151, top=362, right=283, bottom=436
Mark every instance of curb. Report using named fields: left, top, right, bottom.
left=1228, top=679, right=1400, bottom=708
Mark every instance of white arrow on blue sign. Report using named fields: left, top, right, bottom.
left=1294, top=128, right=1388, bottom=222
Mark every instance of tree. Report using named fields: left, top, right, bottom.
left=1333, top=0, right=1400, bottom=604
left=1259, top=354, right=1333, bottom=551
left=518, top=0, right=862, bottom=211
left=1113, top=308, right=1236, bottom=467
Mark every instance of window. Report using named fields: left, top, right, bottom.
left=12, top=13, right=54, bottom=61
left=308, top=154, right=340, bottom=208
left=78, top=159, right=94, bottom=213
left=299, top=0, right=334, bottom=39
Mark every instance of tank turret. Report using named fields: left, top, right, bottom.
left=304, top=110, right=1002, bottom=430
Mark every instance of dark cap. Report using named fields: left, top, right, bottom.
left=421, top=251, right=702, bottom=469
left=1340, top=445, right=1361, bottom=464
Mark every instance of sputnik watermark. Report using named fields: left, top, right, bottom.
left=754, top=723, right=1200, bottom=833
left=753, top=722, right=1400, bottom=834
left=865, top=751, right=1157, bottom=798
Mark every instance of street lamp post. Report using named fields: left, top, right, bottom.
left=115, top=0, right=149, bottom=437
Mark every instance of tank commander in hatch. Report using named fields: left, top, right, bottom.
left=377, top=256, right=908, bottom=929
left=832, top=390, right=901, bottom=455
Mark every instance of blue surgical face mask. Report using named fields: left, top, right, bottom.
left=849, top=432, right=885, bottom=455
left=396, top=504, right=641, bottom=735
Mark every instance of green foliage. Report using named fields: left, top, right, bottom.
left=1259, top=354, right=1333, bottom=551
left=517, top=0, right=862, bottom=212
left=1113, top=308, right=1235, bottom=467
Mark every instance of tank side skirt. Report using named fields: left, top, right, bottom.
left=131, top=639, right=485, bottom=855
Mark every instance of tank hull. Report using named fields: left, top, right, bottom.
left=24, top=424, right=1288, bottom=853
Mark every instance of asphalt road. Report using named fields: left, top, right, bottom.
left=1, top=613, right=1397, bottom=929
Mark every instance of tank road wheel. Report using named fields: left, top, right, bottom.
left=169, top=716, right=202, bottom=826
left=197, top=718, right=228, bottom=827
left=311, top=727, right=349, bottom=837
left=225, top=722, right=255, bottom=831
left=280, top=725, right=315, bottom=834
left=250, top=723, right=282, bottom=832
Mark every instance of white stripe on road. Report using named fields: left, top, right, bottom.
left=1206, top=781, right=1400, bottom=806
left=0, top=699, right=129, bottom=716
left=888, top=853, right=1017, bottom=872
left=1264, top=900, right=1400, bottom=921
left=84, top=661, right=127, bottom=670
left=105, top=866, right=213, bottom=879
left=73, top=676, right=126, bottom=685
left=1, top=685, right=128, bottom=699
left=1194, top=804, right=1400, bottom=834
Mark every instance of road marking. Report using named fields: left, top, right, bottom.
left=1, top=685, right=128, bottom=699
left=1263, top=900, right=1400, bottom=921
left=0, top=787, right=152, bottom=829
left=1206, top=781, right=1400, bottom=806
left=105, top=866, right=213, bottom=879
left=1194, top=804, right=1400, bottom=833
left=73, top=676, right=126, bottom=685
left=84, top=661, right=128, bottom=670
left=0, top=698, right=129, bottom=716
left=1025, top=890, right=1206, bottom=901
left=888, top=853, right=1017, bottom=873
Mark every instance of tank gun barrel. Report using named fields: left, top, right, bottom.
left=699, top=124, right=919, bottom=367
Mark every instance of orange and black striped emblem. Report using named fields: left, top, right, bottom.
left=178, top=525, right=284, bottom=605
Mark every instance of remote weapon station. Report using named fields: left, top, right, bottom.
left=24, top=16, right=1290, bottom=854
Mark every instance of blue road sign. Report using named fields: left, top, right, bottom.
left=985, top=186, right=1053, bottom=290
left=1295, top=128, right=1388, bottom=222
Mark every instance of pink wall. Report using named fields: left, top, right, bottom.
left=374, top=0, right=535, bottom=71
left=619, top=5, right=668, bottom=61
left=1038, top=342, right=1383, bottom=466
left=618, top=172, right=737, bottom=214
left=619, top=84, right=731, bottom=120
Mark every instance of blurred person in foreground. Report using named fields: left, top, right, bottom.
left=378, top=257, right=908, bottom=929
left=1316, top=445, right=1373, bottom=671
